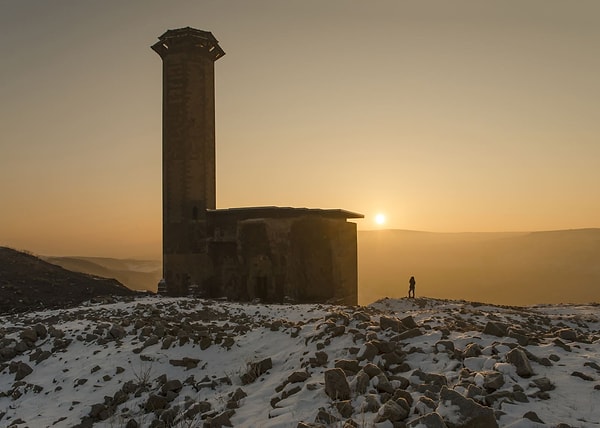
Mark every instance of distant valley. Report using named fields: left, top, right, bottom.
left=43, top=256, right=162, bottom=294
left=359, top=228, right=600, bottom=305
left=38, top=228, right=600, bottom=306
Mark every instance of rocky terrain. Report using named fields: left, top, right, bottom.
left=1, top=296, right=599, bottom=427
left=0, top=247, right=136, bottom=314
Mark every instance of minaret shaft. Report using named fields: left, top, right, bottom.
left=152, top=27, right=224, bottom=296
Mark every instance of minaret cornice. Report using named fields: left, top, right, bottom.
left=151, top=26, right=225, bottom=61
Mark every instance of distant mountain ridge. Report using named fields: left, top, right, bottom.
left=20, top=228, right=600, bottom=307
left=42, top=256, right=162, bottom=293
left=358, top=228, right=600, bottom=305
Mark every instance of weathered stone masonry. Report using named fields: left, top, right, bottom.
left=152, top=27, right=362, bottom=304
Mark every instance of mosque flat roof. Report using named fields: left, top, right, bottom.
left=207, top=206, right=363, bottom=220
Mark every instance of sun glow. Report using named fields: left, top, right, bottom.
left=375, top=213, right=386, bottom=226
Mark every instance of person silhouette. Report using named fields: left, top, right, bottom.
left=408, top=276, right=416, bottom=298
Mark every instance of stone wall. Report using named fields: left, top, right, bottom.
left=208, top=214, right=358, bottom=305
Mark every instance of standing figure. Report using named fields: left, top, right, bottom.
left=408, top=276, right=416, bottom=298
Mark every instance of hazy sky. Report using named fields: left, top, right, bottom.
left=1, top=0, right=599, bottom=258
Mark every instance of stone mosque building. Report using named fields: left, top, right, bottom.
left=152, top=27, right=362, bottom=305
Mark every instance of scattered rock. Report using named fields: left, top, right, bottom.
left=324, top=368, right=351, bottom=400
left=374, top=373, right=394, bottom=394
left=161, top=379, right=183, bottom=394
left=125, top=419, right=139, bottom=428
left=380, top=316, right=403, bottom=332
left=10, top=361, right=33, bottom=381
left=362, top=362, right=383, bottom=378
left=169, top=357, right=200, bottom=370
left=108, top=325, right=126, bottom=340
left=89, top=403, right=111, bottom=421
left=230, top=387, right=247, bottom=402
left=309, top=351, right=328, bottom=367
left=435, top=340, right=455, bottom=354
left=401, top=315, right=418, bottom=329
left=335, top=359, right=360, bottom=375
left=357, top=342, right=378, bottom=362
left=396, top=328, right=423, bottom=340
left=571, top=371, right=594, bottom=381
left=145, top=394, right=168, bottom=411
left=0, top=295, right=597, bottom=427
left=483, top=321, right=508, bottom=337
left=19, top=328, right=38, bottom=343
left=462, top=342, right=482, bottom=358
left=531, top=377, right=555, bottom=391
left=335, top=400, right=354, bottom=418
left=241, top=357, right=272, bottom=385
left=584, top=361, right=600, bottom=371
left=437, top=386, right=498, bottom=428
left=407, top=412, right=448, bottom=428
left=315, top=408, right=338, bottom=425
left=506, top=348, right=534, bottom=378
left=206, top=409, right=235, bottom=427
left=288, top=370, right=310, bottom=383
left=483, top=371, right=505, bottom=391
left=553, top=338, right=572, bottom=352
left=375, top=399, right=409, bottom=423
left=556, top=328, right=578, bottom=341
left=523, top=411, right=545, bottom=423
left=355, top=370, right=370, bottom=394
left=184, top=401, right=211, bottom=419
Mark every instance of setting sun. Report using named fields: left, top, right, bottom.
left=375, top=213, right=386, bottom=225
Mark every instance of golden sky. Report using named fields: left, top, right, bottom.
left=1, top=0, right=599, bottom=258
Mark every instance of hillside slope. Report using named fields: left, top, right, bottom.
left=43, top=256, right=161, bottom=293
left=0, top=247, right=136, bottom=314
left=0, top=297, right=598, bottom=427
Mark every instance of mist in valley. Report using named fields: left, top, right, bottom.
left=44, top=229, right=600, bottom=307
left=358, top=228, right=600, bottom=306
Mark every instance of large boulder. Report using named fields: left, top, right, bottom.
left=483, top=371, right=505, bottom=391
left=241, top=357, right=273, bottom=385
left=10, top=361, right=33, bottom=381
left=462, top=343, right=482, bottom=358
left=19, top=328, right=38, bottom=344
left=375, top=399, right=409, bottom=423
left=408, top=412, right=448, bottom=428
left=324, top=368, right=351, bottom=400
left=362, top=362, right=383, bottom=378
left=33, top=324, right=48, bottom=339
left=437, top=386, right=498, bottom=428
left=506, top=348, right=534, bottom=378
left=334, top=359, right=360, bottom=375
left=396, top=328, right=423, bottom=340
left=161, top=379, right=182, bottom=394
left=380, top=316, right=404, bottom=332
left=144, top=394, right=168, bottom=411
left=108, top=325, right=126, bottom=340
left=355, top=370, right=370, bottom=394
left=357, top=342, right=379, bottom=362
left=555, top=328, right=578, bottom=341
left=401, top=315, right=418, bottom=329
left=482, top=321, right=508, bottom=337
left=374, top=373, right=394, bottom=394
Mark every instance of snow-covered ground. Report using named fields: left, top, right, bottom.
left=1, top=296, right=599, bottom=427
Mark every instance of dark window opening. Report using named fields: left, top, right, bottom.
left=192, top=206, right=198, bottom=221
left=256, top=276, right=268, bottom=300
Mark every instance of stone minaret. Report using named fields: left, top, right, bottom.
left=152, top=27, right=225, bottom=296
